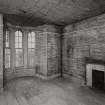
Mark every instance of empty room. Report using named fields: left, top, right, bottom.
left=0, top=0, right=105, bottom=105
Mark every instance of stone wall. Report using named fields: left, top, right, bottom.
left=35, top=25, right=61, bottom=78
left=63, top=13, right=105, bottom=85
left=0, top=14, right=3, bottom=91
left=35, top=31, right=47, bottom=76
left=47, top=32, right=60, bottom=76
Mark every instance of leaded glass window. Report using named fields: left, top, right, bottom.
left=5, top=30, right=10, bottom=68
left=15, top=30, right=23, bottom=67
left=28, top=32, right=35, bottom=67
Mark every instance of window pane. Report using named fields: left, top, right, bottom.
left=15, top=36, right=18, bottom=43
left=19, top=43, right=22, bottom=48
left=5, top=49, right=10, bottom=68
left=15, top=49, right=23, bottom=67
left=5, top=30, right=10, bottom=47
left=28, top=33, right=31, bottom=38
left=31, top=32, right=35, bottom=37
left=18, top=31, right=22, bottom=37
left=15, top=31, right=19, bottom=37
left=31, top=43, right=35, bottom=48
left=32, top=37, right=35, bottom=42
left=6, top=42, right=9, bottom=47
left=28, top=32, right=35, bottom=49
left=15, top=42, right=18, bottom=48
left=28, top=32, right=35, bottom=67
left=28, top=36, right=31, bottom=42
left=28, top=43, right=31, bottom=48
left=28, top=49, right=35, bottom=67
left=15, top=30, right=23, bottom=48
left=19, top=37, right=22, bottom=42
left=5, top=30, right=10, bottom=68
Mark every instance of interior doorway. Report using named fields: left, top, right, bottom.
left=92, top=70, right=104, bottom=90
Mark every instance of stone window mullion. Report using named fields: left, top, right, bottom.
left=23, top=30, right=28, bottom=68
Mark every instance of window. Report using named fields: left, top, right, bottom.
left=28, top=32, right=35, bottom=67
left=15, top=30, right=23, bottom=67
left=5, top=30, right=10, bottom=68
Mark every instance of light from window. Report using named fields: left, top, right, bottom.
left=5, top=30, right=10, bottom=48
left=28, top=32, right=35, bottom=67
left=5, top=30, right=10, bottom=68
left=5, top=49, right=10, bottom=68
left=15, top=30, right=23, bottom=67
left=15, top=31, right=22, bottom=48
left=15, top=49, right=23, bottom=67
left=28, top=32, right=35, bottom=48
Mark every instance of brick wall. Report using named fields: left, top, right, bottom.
left=63, top=13, right=105, bottom=84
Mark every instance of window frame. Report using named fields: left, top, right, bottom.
left=27, top=31, right=35, bottom=68
left=5, top=30, right=11, bottom=69
left=15, top=30, right=24, bottom=68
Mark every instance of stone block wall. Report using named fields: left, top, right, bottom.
left=35, top=25, right=61, bottom=78
left=0, top=14, right=3, bottom=91
left=63, top=13, right=105, bottom=84
left=35, top=31, right=47, bottom=76
left=47, top=32, right=60, bottom=76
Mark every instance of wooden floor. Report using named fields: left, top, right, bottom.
left=0, top=77, right=105, bottom=105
